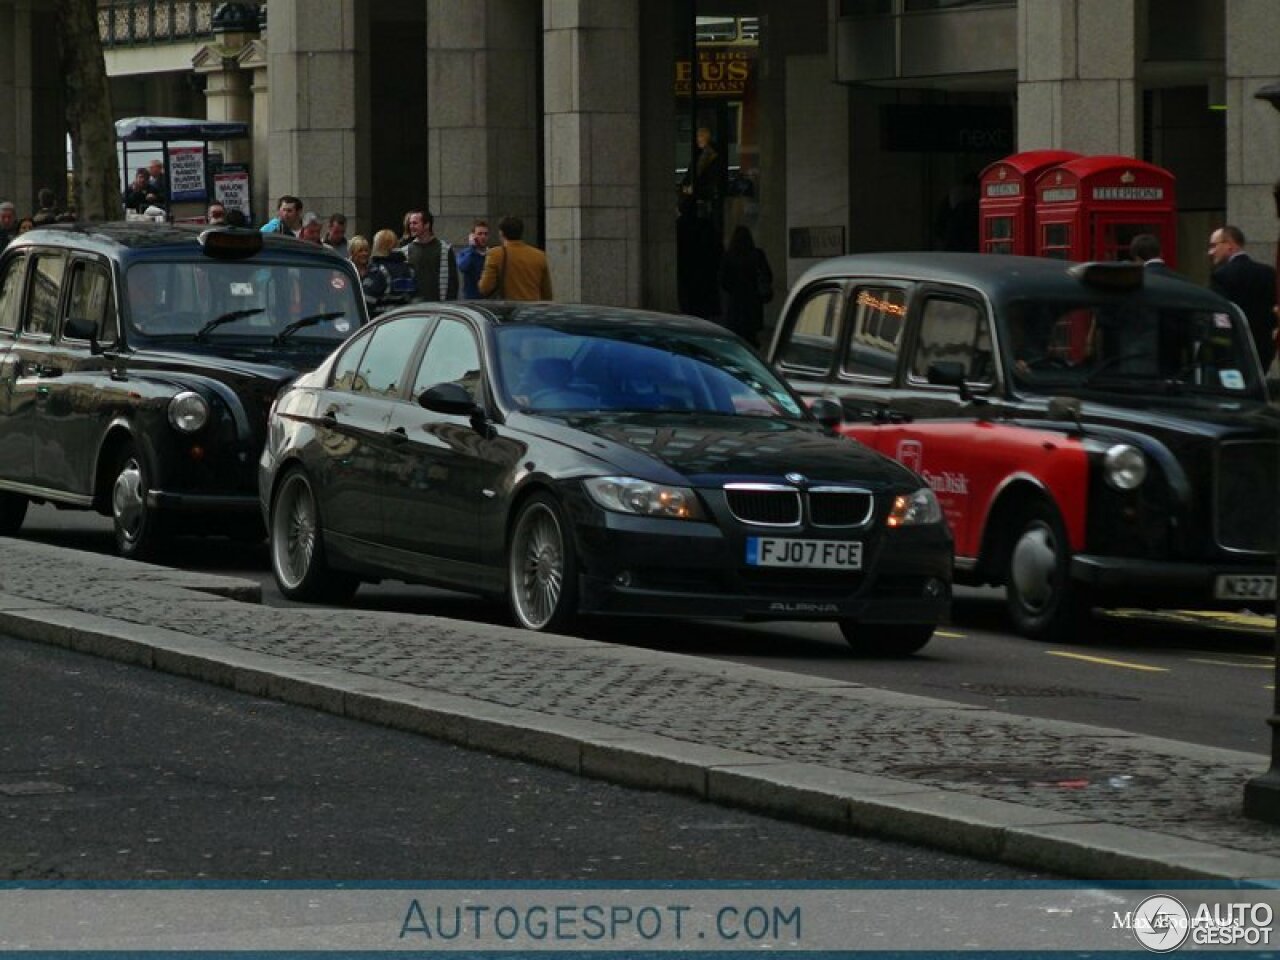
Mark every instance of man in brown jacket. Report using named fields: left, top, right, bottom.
left=479, top=216, right=553, bottom=301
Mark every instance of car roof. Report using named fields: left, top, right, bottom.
left=453, top=301, right=736, bottom=337
left=6, top=221, right=343, bottom=261
left=794, top=251, right=1232, bottom=310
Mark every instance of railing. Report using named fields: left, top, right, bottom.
left=98, top=1, right=219, bottom=47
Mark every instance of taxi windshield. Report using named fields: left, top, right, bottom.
left=1003, top=297, right=1259, bottom=397
left=124, top=261, right=363, bottom=343
left=494, top=324, right=806, bottom=418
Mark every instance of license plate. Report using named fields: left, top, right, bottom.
left=1214, top=575, right=1277, bottom=601
left=746, top=538, right=862, bottom=570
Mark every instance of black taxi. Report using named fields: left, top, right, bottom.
left=767, top=252, right=1280, bottom=642
left=0, top=222, right=368, bottom=557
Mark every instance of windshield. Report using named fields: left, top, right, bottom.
left=1002, top=297, right=1259, bottom=397
left=125, top=261, right=363, bottom=343
left=494, top=324, right=806, bottom=419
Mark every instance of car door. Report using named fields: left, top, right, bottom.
left=0, top=250, right=30, bottom=484
left=36, top=255, right=118, bottom=495
left=381, top=313, right=507, bottom=589
left=309, top=314, right=432, bottom=553
left=4, top=249, right=68, bottom=489
left=867, top=287, right=1001, bottom=552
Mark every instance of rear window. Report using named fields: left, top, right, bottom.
left=124, top=260, right=364, bottom=343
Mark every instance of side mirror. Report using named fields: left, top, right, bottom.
left=417, top=382, right=478, bottom=416
left=927, top=361, right=972, bottom=402
left=808, top=396, right=843, bottom=430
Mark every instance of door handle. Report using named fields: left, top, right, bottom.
left=386, top=426, right=408, bottom=444
left=35, top=365, right=62, bottom=378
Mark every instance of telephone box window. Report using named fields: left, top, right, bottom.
left=1042, top=223, right=1071, bottom=260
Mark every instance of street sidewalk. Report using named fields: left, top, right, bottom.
left=2, top=538, right=1278, bottom=881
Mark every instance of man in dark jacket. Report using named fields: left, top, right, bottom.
left=1208, top=225, right=1278, bottom=370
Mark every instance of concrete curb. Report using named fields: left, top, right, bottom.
left=2, top=594, right=1279, bottom=882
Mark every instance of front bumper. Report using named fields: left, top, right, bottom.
left=1072, top=554, right=1276, bottom=609
left=573, top=510, right=952, bottom=624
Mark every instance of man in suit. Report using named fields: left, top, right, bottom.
left=1129, top=233, right=1177, bottom=277
left=1208, top=225, right=1278, bottom=370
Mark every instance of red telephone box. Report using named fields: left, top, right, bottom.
left=1033, top=156, right=1178, bottom=267
left=978, top=150, right=1081, bottom=256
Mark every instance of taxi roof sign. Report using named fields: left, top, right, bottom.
left=198, top=226, right=263, bottom=259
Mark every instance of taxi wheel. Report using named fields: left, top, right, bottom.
left=838, top=622, right=935, bottom=657
left=507, top=493, right=579, bottom=633
left=1005, top=500, right=1090, bottom=642
left=270, top=467, right=358, bottom=603
left=111, top=442, right=164, bottom=560
left=0, top=492, right=28, bottom=535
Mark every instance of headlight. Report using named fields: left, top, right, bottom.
left=887, top=488, right=942, bottom=527
left=168, top=391, right=210, bottom=433
left=583, top=477, right=704, bottom=520
left=1104, top=443, right=1147, bottom=491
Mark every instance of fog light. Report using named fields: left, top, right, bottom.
left=188, top=445, right=205, bottom=462
left=614, top=571, right=633, bottom=587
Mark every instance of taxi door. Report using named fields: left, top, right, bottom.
left=853, top=287, right=1005, bottom=557
left=0, top=249, right=31, bottom=483
left=35, top=255, right=118, bottom=495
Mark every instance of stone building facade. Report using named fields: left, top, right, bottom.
left=0, top=0, right=1276, bottom=310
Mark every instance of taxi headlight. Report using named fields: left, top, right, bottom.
left=1104, top=443, right=1147, bottom=491
left=168, top=391, right=210, bottom=433
left=583, top=477, right=704, bottom=521
left=887, top=487, right=942, bottom=527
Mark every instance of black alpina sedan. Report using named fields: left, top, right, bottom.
left=259, top=303, right=953, bottom=655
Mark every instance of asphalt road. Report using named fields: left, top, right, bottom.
left=16, top=504, right=1278, bottom=755
left=0, top=633, right=1049, bottom=881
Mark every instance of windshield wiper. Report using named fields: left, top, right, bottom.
left=1082, top=350, right=1150, bottom=386
left=274, top=311, right=346, bottom=344
left=194, top=308, right=265, bottom=341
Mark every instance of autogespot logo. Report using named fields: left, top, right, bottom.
left=1131, top=895, right=1191, bottom=952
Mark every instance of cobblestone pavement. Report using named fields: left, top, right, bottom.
left=1, top=539, right=1278, bottom=879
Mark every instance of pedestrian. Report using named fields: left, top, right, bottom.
left=1128, top=232, right=1187, bottom=280
left=399, top=209, right=458, bottom=301
left=15, top=216, right=34, bottom=236
left=223, top=209, right=248, bottom=228
left=298, top=211, right=324, bottom=245
left=260, top=195, right=302, bottom=237
left=123, top=168, right=152, bottom=213
left=365, top=228, right=417, bottom=315
left=146, top=158, right=168, bottom=205
left=479, top=216, right=552, bottom=301
left=347, top=234, right=371, bottom=280
left=323, top=213, right=349, bottom=258
left=456, top=219, right=490, bottom=299
left=31, top=188, right=58, bottom=226
left=1208, top=225, right=1278, bottom=371
left=717, top=225, right=773, bottom=347
left=206, top=201, right=227, bottom=225
left=0, top=201, right=14, bottom=250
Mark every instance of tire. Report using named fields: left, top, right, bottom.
left=0, top=492, right=28, bottom=535
left=838, top=621, right=935, bottom=657
left=1004, top=499, right=1091, bottom=642
left=269, top=467, right=359, bottom=603
left=507, top=493, right=579, bottom=632
left=111, top=441, right=165, bottom=559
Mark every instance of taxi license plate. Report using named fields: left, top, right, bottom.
left=1214, top=575, right=1276, bottom=601
left=746, top=538, right=862, bottom=570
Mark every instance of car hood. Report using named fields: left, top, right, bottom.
left=517, top=412, right=921, bottom=489
left=1020, top=392, right=1280, bottom=442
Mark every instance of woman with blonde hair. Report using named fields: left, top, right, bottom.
left=347, top=234, right=371, bottom=279
left=363, top=228, right=416, bottom=315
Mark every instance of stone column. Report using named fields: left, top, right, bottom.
left=192, top=5, right=258, bottom=168
left=0, top=0, right=62, bottom=214
left=241, top=37, right=270, bottom=225
left=1017, top=0, right=1140, bottom=155
left=264, top=0, right=370, bottom=228
left=1225, top=0, right=1280, bottom=270
left=543, top=0, right=642, bottom=306
left=426, top=0, right=541, bottom=247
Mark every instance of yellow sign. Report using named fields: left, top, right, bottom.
left=675, top=49, right=753, bottom=97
